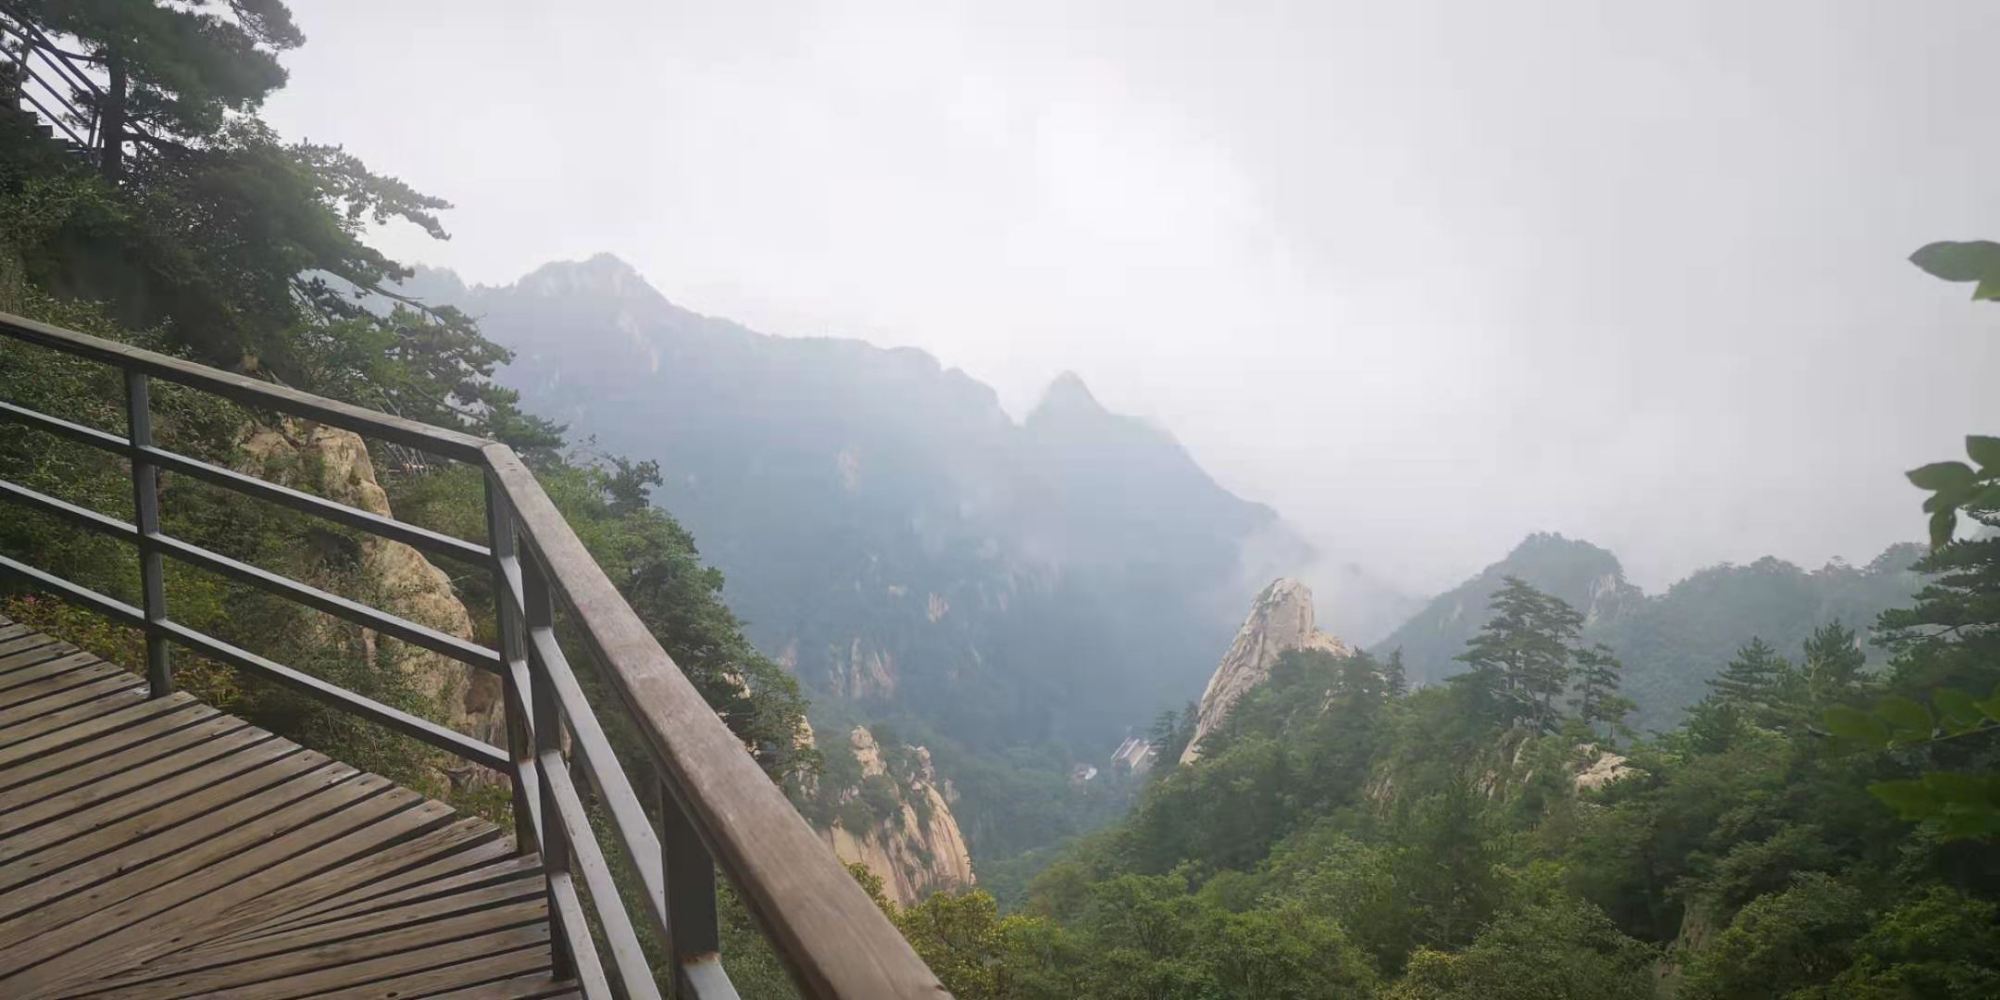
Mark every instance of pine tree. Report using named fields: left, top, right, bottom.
left=1385, top=648, right=1409, bottom=698
left=1456, top=577, right=1584, bottom=733
left=1707, top=637, right=1800, bottom=726
left=1568, top=643, right=1635, bottom=739
left=1802, top=620, right=1867, bottom=707
left=18, top=1, right=302, bottom=178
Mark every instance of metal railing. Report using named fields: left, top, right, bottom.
left=0, top=311, right=947, bottom=999
left=0, top=9, right=105, bottom=156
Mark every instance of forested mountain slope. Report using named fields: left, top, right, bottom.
left=881, top=559, right=2000, bottom=999
left=1375, top=532, right=1925, bottom=730
left=404, top=256, right=1309, bottom=754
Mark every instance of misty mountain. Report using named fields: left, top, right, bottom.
left=403, top=254, right=1308, bottom=752
left=1373, top=532, right=1928, bottom=730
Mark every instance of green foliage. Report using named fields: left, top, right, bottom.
left=1379, top=534, right=1923, bottom=733
left=1388, top=894, right=1654, bottom=1000
left=1677, top=874, right=1871, bottom=1000
left=1454, top=576, right=1585, bottom=733
left=1910, top=240, right=2000, bottom=301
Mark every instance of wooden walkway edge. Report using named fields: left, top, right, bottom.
left=0, top=616, right=580, bottom=999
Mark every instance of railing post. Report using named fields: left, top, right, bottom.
left=660, top=782, right=724, bottom=997
left=123, top=371, right=169, bottom=697
left=484, top=477, right=538, bottom=855
left=522, top=546, right=575, bottom=980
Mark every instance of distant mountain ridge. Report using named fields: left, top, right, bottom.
left=401, top=255, right=1309, bottom=753
left=1373, top=532, right=1927, bottom=730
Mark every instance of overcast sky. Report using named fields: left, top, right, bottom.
left=266, top=0, right=2000, bottom=598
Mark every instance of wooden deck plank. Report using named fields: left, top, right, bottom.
left=0, top=757, right=355, bottom=918
left=0, top=712, right=254, bottom=825
left=0, top=653, right=124, bottom=704
left=0, top=619, right=560, bottom=1000
left=0, top=691, right=202, bottom=773
left=425, top=972, right=583, bottom=1000
left=0, top=636, right=73, bottom=666
left=0, top=680, right=150, bottom=748
left=212, top=818, right=516, bottom=944
left=201, top=924, right=553, bottom=1000
left=0, top=721, right=273, bottom=843
left=0, top=669, right=145, bottom=730
left=239, top=847, right=537, bottom=942
left=300, top=942, right=561, bottom=1000
left=0, top=738, right=326, bottom=884
left=98, top=875, right=547, bottom=986
left=0, top=645, right=80, bottom=680
left=81, top=901, right=550, bottom=998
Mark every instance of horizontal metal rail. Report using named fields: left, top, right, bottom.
left=0, top=310, right=946, bottom=999
left=0, top=399, right=491, bottom=563
left=0, top=554, right=505, bottom=770
left=0, top=478, right=500, bottom=672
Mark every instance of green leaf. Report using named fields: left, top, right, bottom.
left=1908, top=461, right=1977, bottom=492
left=1823, top=705, right=1891, bottom=749
left=1910, top=240, right=2000, bottom=283
left=1930, top=508, right=1958, bottom=549
left=1932, top=688, right=1985, bottom=735
left=1970, top=485, right=2000, bottom=513
left=1869, top=779, right=1937, bottom=819
left=1875, top=696, right=1934, bottom=743
left=1969, top=436, right=2000, bottom=472
left=1974, top=694, right=2000, bottom=724
left=1978, top=275, right=2000, bottom=301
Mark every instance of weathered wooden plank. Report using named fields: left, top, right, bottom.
left=0, top=677, right=148, bottom=748
left=0, top=704, right=234, bottom=804
left=0, top=710, right=246, bottom=813
left=5, top=788, right=452, bottom=992
left=241, top=846, right=535, bottom=941
left=0, top=668, right=143, bottom=730
left=199, top=922, right=553, bottom=1000
left=0, top=652, right=120, bottom=703
left=0, top=645, right=99, bottom=687
left=191, top=808, right=501, bottom=949
left=425, top=972, right=582, bottom=1000
left=0, top=756, right=355, bottom=920
left=102, top=874, right=545, bottom=986
left=0, top=779, right=418, bottom=992
left=0, top=692, right=206, bottom=776
left=84, top=900, right=550, bottom=997
left=0, top=733, right=308, bottom=874
left=0, top=639, right=77, bottom=675
left=0, top=631, right=56, bottom=663
left=303, top=941, right=561, bottom=1000
left=0, top=601, right=588, bottom=999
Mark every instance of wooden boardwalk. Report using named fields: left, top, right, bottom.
left=0, top=617, right=579, bottom=999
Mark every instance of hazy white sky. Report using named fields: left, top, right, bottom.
left=266, top=0, right=2000, bottom=595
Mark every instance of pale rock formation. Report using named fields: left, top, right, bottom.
left=1111, top=734, right=1156, bottom=776
left=1180, top=578, right=1349, bottom=764
left=1573, top=744, right=1639, bottom=792
left=239, top=422, right=505, bottom=783
left=830, top=638, right=896, bottom=699
left=820, top=727, right=975, bottom=906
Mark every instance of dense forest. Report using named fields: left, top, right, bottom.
left=878, top=537, right=2000, bottom=997
left=1377, top=533, right=1928, bottom=732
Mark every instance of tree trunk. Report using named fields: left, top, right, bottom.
left=99, top=48, right=124, bottom=181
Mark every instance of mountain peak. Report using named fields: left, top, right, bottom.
left=514, top=253, right=653, bottom=298
left=1031, top=371, right=1105, bottom=420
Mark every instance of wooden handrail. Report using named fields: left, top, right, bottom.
left=0, top=311, right=949, bottom=999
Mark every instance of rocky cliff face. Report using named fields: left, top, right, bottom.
left=819, top=727, right=975, bottom=906
left=240, top=422, right=505, bottom=783
left=1181, top=578, right=1350, bottom=764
